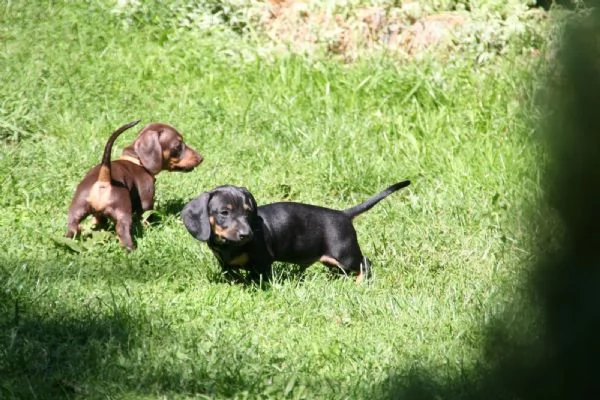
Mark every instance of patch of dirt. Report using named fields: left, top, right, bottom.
left=259, top=0, right=469, bottom=60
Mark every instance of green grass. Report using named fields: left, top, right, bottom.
left=0, top=1, right=553, bottom=399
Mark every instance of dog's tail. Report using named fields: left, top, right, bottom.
left=343, top=180, right=411, bottom=219
left=95, top=120, right=141, bottom=183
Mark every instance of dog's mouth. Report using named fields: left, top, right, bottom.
left=170, top=156, right=203, bottom=172
left=171, top=164, right=198, bottom=172
left=214, top=235, right=252, bottom=246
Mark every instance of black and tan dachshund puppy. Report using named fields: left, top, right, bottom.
left=181, top=181, right=410, bottom=283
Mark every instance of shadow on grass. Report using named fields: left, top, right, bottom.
left=379, top=252, right=600, bottom=399
left=0, top=283, right=133, bottom=398
left=377, top=6, right=600, bottom=400
left=204, top=261, right=349, bottom=290
left=0, top=260, right=259, bottom=399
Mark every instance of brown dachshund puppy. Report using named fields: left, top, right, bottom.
left=66, top=120, right=203, bottom=250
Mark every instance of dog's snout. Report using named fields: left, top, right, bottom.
left=237, top=226, right=253, bottom=241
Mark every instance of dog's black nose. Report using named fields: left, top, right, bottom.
left=238, top=229, right=253, bottom=241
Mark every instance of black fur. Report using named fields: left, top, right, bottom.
left=182, top=181, right=410, bottom=282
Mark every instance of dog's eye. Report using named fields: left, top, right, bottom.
left=171, top=143, right=184, bottom=157
left=219, top=210, right=229, bottom=217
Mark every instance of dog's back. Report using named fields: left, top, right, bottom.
left=258, top=202, right=356, bottom=266
left=73, top=160, right=153, bottom=214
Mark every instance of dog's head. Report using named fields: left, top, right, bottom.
left=122, top=123, right=203, bottom=175
left=182, top=185, right=258, bottom=246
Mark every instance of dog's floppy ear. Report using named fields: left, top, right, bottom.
left=182, top=192, right=212, bottom=242
left=135, top=128, right=162, bottom=174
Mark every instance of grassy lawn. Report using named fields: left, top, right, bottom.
left=0, top=1, right=557, bottom=398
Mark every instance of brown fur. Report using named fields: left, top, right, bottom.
left=66, top=121, right=203, bottom=250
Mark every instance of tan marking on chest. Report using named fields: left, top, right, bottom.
left=229, top=253, right=249, bottom=266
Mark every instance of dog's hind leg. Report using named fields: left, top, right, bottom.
left=321, top=247, right=370, bottom=283
left=357, top=256, right=372, bottom=283
left=66, top=197, right=92, bottom=239
left=106, top=196, right=135, bottom=251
